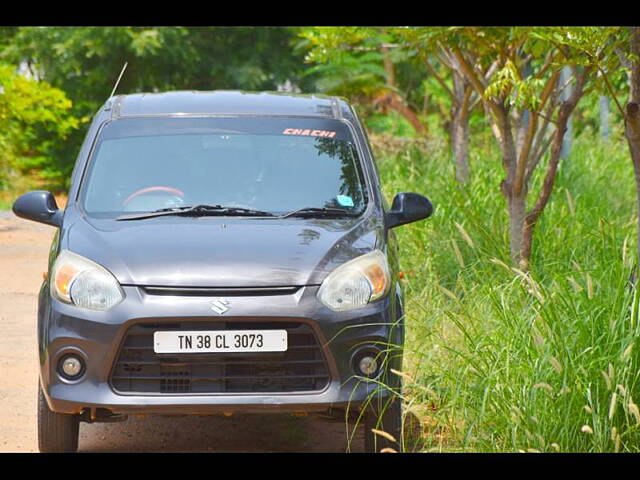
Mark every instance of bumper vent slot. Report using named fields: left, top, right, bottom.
left=110, top=321, right=330, bottom=395
left=141, top=286, right=301, bottom=297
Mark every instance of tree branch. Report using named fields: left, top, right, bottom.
left=522, top=65, right=591, bottom=259
left=533, top=51, right=561, bottom=80
left=599, top=65, right=626, bottom=118
left=512, top=69, right=560, bottom=196
left=425, top=57, right=455, bottom=100
left=469, top=90, right=482, bottom=112
left=450, top=46, right=488, bottom=100
left=525, top=134, right=554, bottom=185
left=436, top=47, right=454, bottom=71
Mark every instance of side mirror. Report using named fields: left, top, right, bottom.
left=12, top=190, right=63, bottom=227
left=386, top=192, right=433, bottom=229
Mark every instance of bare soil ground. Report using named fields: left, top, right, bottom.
left=0, top=212, right=364, bottom=452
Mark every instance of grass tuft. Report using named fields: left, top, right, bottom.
left=373, top=131, right=640, bottom=452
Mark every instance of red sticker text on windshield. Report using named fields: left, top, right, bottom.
left=282, top=128, right=336, bottom=138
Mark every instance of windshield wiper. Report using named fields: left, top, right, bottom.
left=278, top=206, right=360, bottom=219
left=116, top=204, right=275, bottom=221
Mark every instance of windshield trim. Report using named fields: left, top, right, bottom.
left=74, top=115, right=375, bottom=221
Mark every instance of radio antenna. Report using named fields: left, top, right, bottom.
left=108, top=62, right=128, bottom=100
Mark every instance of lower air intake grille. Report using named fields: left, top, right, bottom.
left=110, top=321, right=330, bottom=394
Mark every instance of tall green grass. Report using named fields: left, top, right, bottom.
left=374, top=132, right=640, bottom=452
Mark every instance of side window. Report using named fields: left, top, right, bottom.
left=69, top=115, right=102, bottom=202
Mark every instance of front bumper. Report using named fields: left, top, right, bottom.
left=38, top=283, right=403, bottom=415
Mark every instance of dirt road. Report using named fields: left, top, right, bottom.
left=0, top=211, right=364, bottom=452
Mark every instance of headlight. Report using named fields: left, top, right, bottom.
left=50, top=250, right=124, bottom=310
left=317, top=250, right=390, bottom=311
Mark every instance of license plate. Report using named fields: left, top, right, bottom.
left=153, top=330, right=288, bottom=354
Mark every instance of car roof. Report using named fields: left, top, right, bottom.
left=105, top=90, right=352, bottom=119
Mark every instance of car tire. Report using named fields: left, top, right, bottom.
left=37, top=382, right=79, bottom=453
left=364, top=397, right=403, bottom=453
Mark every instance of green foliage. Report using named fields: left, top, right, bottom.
left=374, top=132, right=639, bottom=451
left=296, top=27, right=429, bottom=124
left=0, top=28, right=17, bottom=51
left=4, top=27, right=312, bottom=116
left=297, top=27, right=391, bottom=100
left=0, top=64, right=79, bottom=189
left=532, top=27, right=632, bottom=111
left=1, top=26, right=311, bottom=188
left=365, top=111, right=418, bottom=138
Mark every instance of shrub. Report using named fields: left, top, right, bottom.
left=0, top=63, right=79, bottom=190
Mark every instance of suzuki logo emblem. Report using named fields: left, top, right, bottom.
left=210, top=298, right=230, bottom=315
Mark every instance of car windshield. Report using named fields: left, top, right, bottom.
left=81, top=117, right=368, bottom=217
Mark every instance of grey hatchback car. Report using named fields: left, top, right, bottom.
left=13, top=91, right=432, bottom=453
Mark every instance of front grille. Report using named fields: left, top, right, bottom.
left=110, top=321, right=331, bottom=395
left=141, top=286, right=301, bottom=297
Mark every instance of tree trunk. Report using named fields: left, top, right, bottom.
left=451, top=72, right=472, bottom=183
left=493, top=107, right=523, bottom=265
left=507, top=191, right=527, bottom=267
left=626, top=27, right=640, bottom=265
left=480, top=99, right=525, bottom=265
left=451, top=100, right=471, bottom=183
left=627, top=104, right=640, bottom=265
left=559, top=66, right=574, bottom=159
left=600, top=96, right=610, bottom=139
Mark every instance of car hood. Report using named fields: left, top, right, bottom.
left=64, top=213, right=382, bottom=287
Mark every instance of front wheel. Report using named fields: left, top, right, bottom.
left=364, top=397, right=403, bottom=453
left=37, top=382, right=79, bottom=453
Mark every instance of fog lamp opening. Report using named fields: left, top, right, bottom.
left=359, top=356, right=378, bottom=376
left=353, top=348, right=384, bottom=379
left=58, top=354, right=85, bottom=380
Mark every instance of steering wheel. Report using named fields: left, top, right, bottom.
left=123, top=186, right=185, bottom=207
